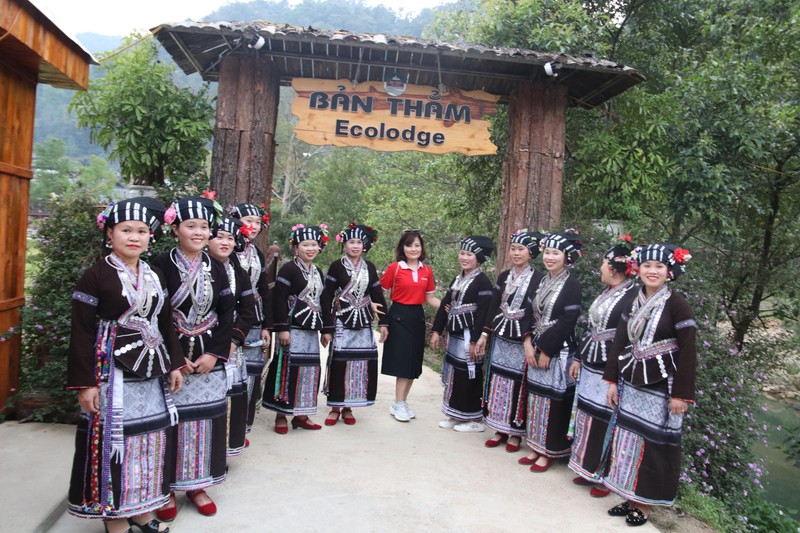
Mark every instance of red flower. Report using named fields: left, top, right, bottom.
left=673, top=248, right=692, bottom=264
left=618, top=234, right=632, bottom=243
left=321, top=235, right=329, bottom=243
left=201, top=190, right=217, bottom=201
left=240, top=224, right=253, bottom=238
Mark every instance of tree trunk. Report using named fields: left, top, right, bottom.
left=211, top=53, right=280, bottom=249
left=497, top=81, right=567, bottom=270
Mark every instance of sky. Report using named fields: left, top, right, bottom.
left=31, top=0, right=453, bottom=38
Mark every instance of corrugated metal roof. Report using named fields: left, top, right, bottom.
left=152, top=20, right=644, bottom=107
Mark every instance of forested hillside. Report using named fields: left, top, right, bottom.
left=32, top=0, right=440, bottom=160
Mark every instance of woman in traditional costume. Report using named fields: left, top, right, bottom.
left=476, top=230, right=544, bottom=452
left=151, top=194, right=235, bottom=520
left=229, top=203, right=273, bottom=439
left=67, top=197, right=184, bottom=533
left=520, top=231, right=583, bottom=472
left=567, top=237, right=637, bottom=497
left=430, top=236, right=495, bottom=432
left=263, top=224, right=329, bottom=432
left=320, top=223, right=388, bottom=425
left=603, top=244, right=696, bottom=527
left=380, top=230, right=440, bottom=422
left=207, top=216, right=258, bottom=456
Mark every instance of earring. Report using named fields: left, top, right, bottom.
left=105, top=240, right=113, bottom=249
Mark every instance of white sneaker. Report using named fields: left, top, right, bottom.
left=390, top=401, right=410, bottom=422
left=438, top=418, right=458, bottom=429
left=402, top=401, right=416, bottom=419
left=453, top=421, right=486, bottom=432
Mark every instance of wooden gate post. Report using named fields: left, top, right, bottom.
left=211, top=53, right=280, bottom=247
left=497, top=81, right=567, bottom=270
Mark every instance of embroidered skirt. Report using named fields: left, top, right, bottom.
left=241, top=327, right=268, bottom=432
left=525, top=345, right=575, bottom=458
left=381, top=303, right=426, bottom=379
left=168, top=366, right=228, bottom=492
left=262, top=328, right=321, bottom=416
left=324, top=320, right=378, bottom=408
left=568, top=364, right=612, bottom=480
left=602, top=380, right=684, bottom=506
left=483, top=336, right=527, bottom=437
left=68, top=373, right=174, bottom=519
left=225, top=347, right=248, bottom=456
left=440, top=331, right=484, bottom=421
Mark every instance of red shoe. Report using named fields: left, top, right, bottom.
left=518, top=453, right=539, bottom=465
left=187, top=489, right=217, bottom=516
left=342, top=409, right=356, bottom=425
left=291, top=416, right=322, bottom=430
left=572, top=476, right=592, bottom=486
left=274, top=418, right=289, bottom=434
left=245, top=438, right=250, bottom=447
left=484, top=433, right=508, bottom=448
left=505, top=437, right=521, bottom=453
left=325, top=410, right=341, bottom=426
left=530, top=457, right=552, bottom=473
left=590, top=485, right=611, bottom=497
left=155, top=492, right=177, bottom=522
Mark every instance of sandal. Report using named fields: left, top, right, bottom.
left=608, top=501, right=631, bottom=517
left=626, top=508, right=648, bottom=527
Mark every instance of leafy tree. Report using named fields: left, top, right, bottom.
left=70, top=35, right=214, bottom=186
left=29, top=138, right=117, bottom=211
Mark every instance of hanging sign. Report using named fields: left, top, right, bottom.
left=291, top=78, right=499, bottom=155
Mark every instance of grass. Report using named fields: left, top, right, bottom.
left=672, top=486, right=738, bottom=532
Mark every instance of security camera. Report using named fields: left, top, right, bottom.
left=543, top=61, right=562, bottom=77
left=248, top=34, right=266, bottom=50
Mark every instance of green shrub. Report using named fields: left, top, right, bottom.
left=16, top=191, right=107, bottom=421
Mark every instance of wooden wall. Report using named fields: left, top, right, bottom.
left=0, top=0, right=93, bottom=412
left=0, top=60, right=35, bottom=411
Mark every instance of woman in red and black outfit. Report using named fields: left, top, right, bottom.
left=380, top=230, right=440, bottom=422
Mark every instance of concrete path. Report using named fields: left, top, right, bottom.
left=6, top=349, right=658, bottom=532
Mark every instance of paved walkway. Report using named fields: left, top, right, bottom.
left=4, top=349, right=658, bottom=532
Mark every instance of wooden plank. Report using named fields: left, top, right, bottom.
left=0, top=308, right=22, bottom=414
left=0, top=161, right=32, bottom=179
left=1, top=0, right=92, bottom=90
left=0, top=297, right=25, bottom=312
left=215, top=55, right=241, bottom=130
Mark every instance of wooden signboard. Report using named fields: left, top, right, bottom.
left=291, top=78, right=499, bottom=155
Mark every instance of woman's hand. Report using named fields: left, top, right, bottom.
left=371, top=302, right=385, bottom=317
left=524, top=339, right=536, bottom=366
left=536, top=351, right=551, bottom=369
left=429, top=332, right=440, bottom=350
left=569, top=360, right=581, bottom=381
left=78, top=387, right=100, bottom=414
left=607, top=383, right=619, bottom=408
left=260, top=328, right=271, bottom=347
left=194, top=353, right=218, bottom=374
left=321, top=333, right=332, bottom=348
left=670, top=398, right=689, bottom=415
left=169, top=369, right=184, bottom=393
left=181, top=359, right=196, bottom=376
left=378, top=325, right=388, bottom=343
left=468, top=343, right=477, bottom=361
left=475, top=335, right=487, bottom=357
left=278, top=331, right=291, bottom=346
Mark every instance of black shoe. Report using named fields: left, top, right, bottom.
left=608, top=501, right=631, bottom=517
left=625, top=508, right=649, bottom=527
left=128, top=518, right=170, bottom=533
